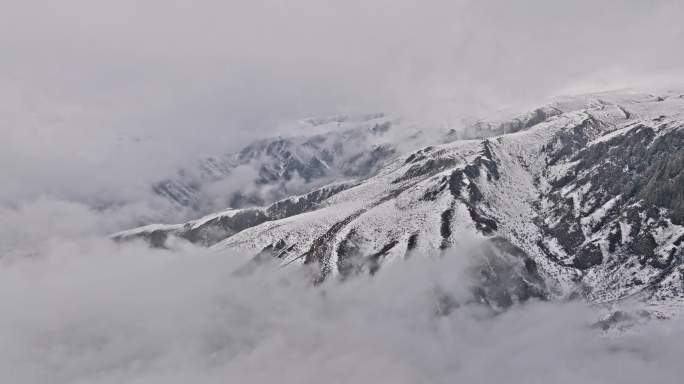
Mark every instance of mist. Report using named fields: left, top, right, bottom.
left=2, top=0, right=683, bottom=211
left=2, top=225, right=684, bottom=384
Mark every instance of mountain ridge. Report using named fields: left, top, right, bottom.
left=117, top=88, right=684, bottom=316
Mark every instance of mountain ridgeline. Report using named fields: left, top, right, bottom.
left=116, top=89, right=684, bottom=315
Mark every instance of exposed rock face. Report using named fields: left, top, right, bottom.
left=118, top=89, right=684, bottom=311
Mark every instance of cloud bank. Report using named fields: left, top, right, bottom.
left=1, top=0, right=683, bottom=209
left=1, top=229, right=684, bottom=384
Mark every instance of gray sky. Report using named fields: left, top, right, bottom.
left=1, top=0, right=683, bottom=206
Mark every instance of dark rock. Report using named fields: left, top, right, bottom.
left=574, top=242, right=603, bottom=270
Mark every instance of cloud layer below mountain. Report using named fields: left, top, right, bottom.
left=1, top=219, right=684, bottom=384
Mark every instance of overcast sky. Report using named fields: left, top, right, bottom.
left=1, top=0, right=683, bottom=206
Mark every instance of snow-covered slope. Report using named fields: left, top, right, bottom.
left=152, top=114, right=409, bottom=212
left=151, top=106, right=580, bottom=214
left=119, top=89, right=684, bottom=313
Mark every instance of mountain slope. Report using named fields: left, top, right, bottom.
left=152, top=114, right=405, bottom=212
left=118, top=89, right=684, bottom=312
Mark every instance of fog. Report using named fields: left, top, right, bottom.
left=1, top=215, right=684, bottom=383
left=1, top=199, right=684, bottom=383
left=2, top=0, right=683, bottom=210
left=2, top=1, right=684, bottom=382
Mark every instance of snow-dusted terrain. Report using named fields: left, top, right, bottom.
left=151, top=113, right=407, bottom=212
left=118, top=88, right=684, bottom=318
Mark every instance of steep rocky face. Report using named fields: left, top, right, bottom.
left=538, top=114, right=684, bottom=304
left=118, top=89, right=684, bottom=313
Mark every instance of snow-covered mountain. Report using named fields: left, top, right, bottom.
left=152, top=113, right=407, bottom=212
left=117, top=89, right=684, bottom=316
left=151, top=108, right=561, bottom=215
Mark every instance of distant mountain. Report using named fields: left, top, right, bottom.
left=118, top=89, right=684, bottom=316
left=152, top=113, right=405, bottom=213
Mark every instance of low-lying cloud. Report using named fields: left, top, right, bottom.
left=1, top=222, right=683, bottom=383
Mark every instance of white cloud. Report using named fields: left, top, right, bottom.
left=0, top=227, right=683, bottom=383
left=1, top=0, right=683, bottom=208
